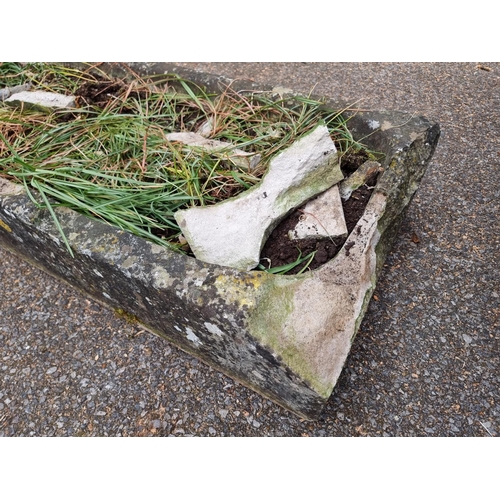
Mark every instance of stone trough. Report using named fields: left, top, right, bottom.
left=0, top=64, right=440, bottom=419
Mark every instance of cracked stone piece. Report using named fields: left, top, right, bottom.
left=289, top=184, right=347, bottom=240
left=339, top=160, right=383, bottom=200
left=5, top=90, right=76, bottom=110
left=175, top=124, right=343, bottom=270
left=165, top=131, right=261, bottom=170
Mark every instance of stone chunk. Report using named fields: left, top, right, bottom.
left=165, top=131, right=261, bottom=170
left=339, top=160, right=383, bottom=200
left=289, top=184, right=347, bottom=240
left=5, top=91, right=76, bottom=110
left=175, top=124, right=343, bottom=270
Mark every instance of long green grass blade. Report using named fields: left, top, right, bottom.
left=31, top=179, right=74, bottom=257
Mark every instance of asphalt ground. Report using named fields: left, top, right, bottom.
left=0, top=62, right=498, bottom=437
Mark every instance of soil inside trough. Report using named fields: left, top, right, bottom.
left=260, top=156, right=376, bottom=275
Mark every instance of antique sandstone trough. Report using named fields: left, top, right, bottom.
left=0, top=64, right=440, bottom=419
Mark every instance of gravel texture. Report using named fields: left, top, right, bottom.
left=1, top=62, right=498, bottom=436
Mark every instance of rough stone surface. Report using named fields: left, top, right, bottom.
left=174, top=124, right=343, bottom=271
left=5, top=90, right=76, bottom=110
left=0, top=64, right=441, bottom=421
left=289, top=184, right=347, bottom=240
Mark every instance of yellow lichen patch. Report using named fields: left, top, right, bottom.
left=91, top=234, right=120, bottom=254
left=152, top=265, right=176, bottom=289
left=114, top=308, right=139, bottom=324
left=216, top=272, right=267, bottom=290
left=214, top=273, right=268, bottom=308
left=0, top=218, right=12, bottom=232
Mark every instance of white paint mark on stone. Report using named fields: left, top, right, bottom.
left=204, top=322, right=224, bottom=337
left=186, top=327, right=202, bottom=345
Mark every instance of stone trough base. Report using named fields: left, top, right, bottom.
left=0, top=64, right=440, bottom=419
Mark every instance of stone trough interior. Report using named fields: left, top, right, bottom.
left=0, top=63, right=440, bottom=419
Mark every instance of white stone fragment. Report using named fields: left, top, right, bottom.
left=175, top=124, right=343, bottom=271
left=165, top=131, right=261, bottom=170
left=196, top=117, right=214, bottom=137
left=5, top=90, right=76, bottom=110
left=289, top=184, right=347, bottom=240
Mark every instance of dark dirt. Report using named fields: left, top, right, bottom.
left=260, top=184, right=375, bottom=274
left=260, top=149, right=378, bottom=274
left=74, top=79, right=124, bottom=108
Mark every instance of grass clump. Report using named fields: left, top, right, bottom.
left=0, top=62, right=370, bottom=263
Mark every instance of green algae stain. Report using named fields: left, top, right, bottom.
left=246, top=275, right=331, bottom=398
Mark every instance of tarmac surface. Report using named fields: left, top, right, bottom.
left=0, top=62, right=498, bottom=436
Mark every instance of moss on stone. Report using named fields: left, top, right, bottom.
left=114, top=308, right=139, bottom=324
left=246, top=275, right=332, bottom=397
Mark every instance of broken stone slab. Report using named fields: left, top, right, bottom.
left=0, top=63, right=441, bottom=420
left=165, top=131, right=261, bottom=171
left=339, top=160, right=384, bottom=200
left=5, top=90, right=76, bottom=110
left=174, top=124, right=343, bottom=271
left=288, top=184, right=347, bottom=240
